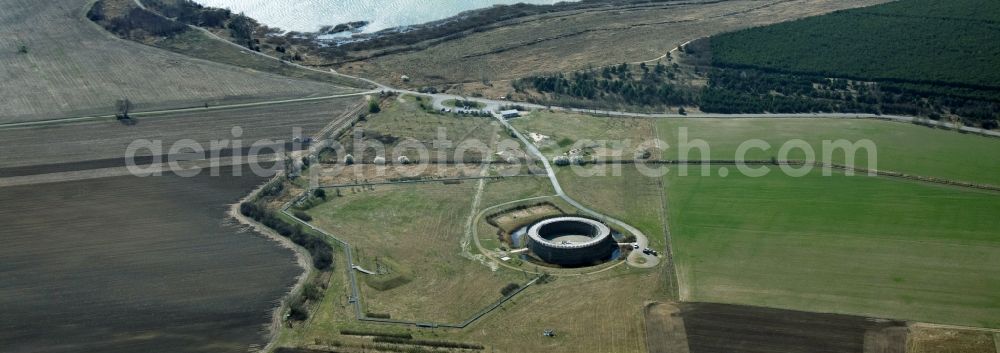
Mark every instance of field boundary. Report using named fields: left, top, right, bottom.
left=652, top=123, right=682, bottom=300
left=568, top=159, right=1000, bottom=193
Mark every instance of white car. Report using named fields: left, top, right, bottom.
left=632, top=243, right=640, bottom=250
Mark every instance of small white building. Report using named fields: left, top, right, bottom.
left=500, top=110, right=520, bottom=119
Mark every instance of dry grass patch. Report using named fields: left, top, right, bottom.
left=451, top=267, right=668, bottom=353
left=305, top=183, right=521, bottom=323
left=907, top=326, right=997, bottom=353
left=340, top=96, right=500, bottom=163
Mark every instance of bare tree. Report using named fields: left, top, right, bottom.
left=116, top=98, right=131, bottom=119
left=115, top=98, right=136, bottom=125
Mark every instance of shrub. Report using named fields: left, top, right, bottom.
left=259, top=180, right=284, bottom=198
left=293, top=211, right=312, bottom=222
left=302, top=283, right=323, bottom=301
left=500, top=283, right=521, bottom=297
left=239, top=201, right=334, bottom=270
left=87, top=1, right=105, bottom=21
left=105, top=7, right=188, bottom=39
left=145, top=0, right=231, bottom=27
left=313, top=188, right=326, bottom=200
left=368, top=100, right=382, bottom=113
left=287, top=300, right=309, bottom=321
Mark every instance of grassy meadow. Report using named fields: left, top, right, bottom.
left=511, top=110, right=655, bottom=158
left=479, top=176, right=556, bottom=208
left=451, top=267, right=668, bottom=353
left=305, top=183, right=522, bottom=323
left=667, top=168, right=1000, bottom=328
left=345, top=95, right=499, bottom=162
left=656, top=118, right=1000, bottom=185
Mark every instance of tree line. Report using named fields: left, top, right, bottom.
left=239, top=202, right=334, bottom=270
left=514, top=62, right=694, bottom=108
left=701, top=67, right=1000, bottom=128
left=90, top=2, right=188, bottom=39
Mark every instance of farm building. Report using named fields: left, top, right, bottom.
left=500, top=110, right=520, bottom=119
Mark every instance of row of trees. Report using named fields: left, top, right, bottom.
left=239, top=202, right=334, bottom=270
left=701, top=67, right=1000, bottom=127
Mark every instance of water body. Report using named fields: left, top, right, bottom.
left=195, top=0, right=576, bottom=33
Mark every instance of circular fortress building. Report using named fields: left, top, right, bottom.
left=526, top=217, right=616, bottom=266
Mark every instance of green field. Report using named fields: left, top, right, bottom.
left=668, top=169, right=1000, bottom=328
left=657, top=118, right=1000, bottom=186
left=710, top=0, right=1000, bottom=90
left=305, top=183, right=521, bottom=322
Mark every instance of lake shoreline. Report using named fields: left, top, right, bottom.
left=193, top=0, right=578, bottom=34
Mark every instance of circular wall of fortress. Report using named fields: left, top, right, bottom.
left=526, top=217, right=616, bottom=267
